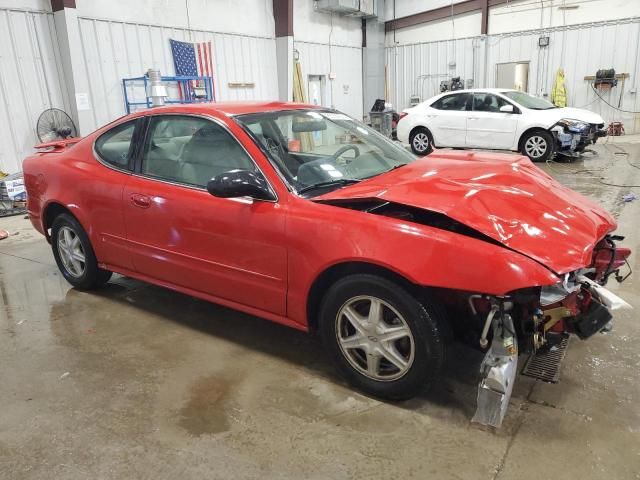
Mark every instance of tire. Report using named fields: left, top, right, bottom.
left=319, top=274, right=447, bottom=400
left=409, top=127, right=433, bottom=156
left=51, top=213, right=112, bottom=290
left=520, top=129, right=554, bottom=162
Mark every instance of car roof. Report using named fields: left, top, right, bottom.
left=126, top=101, right=321, bottom=118
left=439, top=88, right=515, bottom=94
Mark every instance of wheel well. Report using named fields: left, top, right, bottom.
left=518, top=127, right=551, bottom=151
left=306, top=262, right=417, bottom=332
left=43, top=202, right=73, bottom=236
left=410, top=125, right=431, bottom=141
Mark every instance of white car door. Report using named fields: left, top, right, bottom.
left=427, top=92, right=472, bottom=148
left=465, top=93, right=519, bottom=149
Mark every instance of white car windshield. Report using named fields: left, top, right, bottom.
left=501, top=91, right=557, bottom=110
left=236, top=110, right=417, bottom=196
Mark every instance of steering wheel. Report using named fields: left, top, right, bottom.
left=332, top=144, right=360, bottom=162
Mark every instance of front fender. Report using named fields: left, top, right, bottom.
left=286, top=199, right=560, bottom=326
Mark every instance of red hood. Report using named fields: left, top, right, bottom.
left=317, top=150, right=616, bottom=274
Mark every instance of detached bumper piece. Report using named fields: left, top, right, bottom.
left=472, top=314, right=518, bottom=428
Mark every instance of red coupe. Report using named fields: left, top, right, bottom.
left=24, top=102, right=631, bottom=427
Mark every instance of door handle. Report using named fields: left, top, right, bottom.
left=468, top=117, right=479, bottom=120
left=130, top=193, right=151, bottom=209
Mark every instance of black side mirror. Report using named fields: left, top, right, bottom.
left=206, top=169, right=275, bottom=201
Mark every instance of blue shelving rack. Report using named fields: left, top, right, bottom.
left=122, top=74, right=215, bottom=114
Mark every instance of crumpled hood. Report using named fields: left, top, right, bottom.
left=317, top=151, right=616, bottom=274
left=535, top=106, right=605, bottom=126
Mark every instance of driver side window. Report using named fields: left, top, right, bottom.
left=140, top=115, right=257, bottom=187
left=473, top=93, right=509, bottom=113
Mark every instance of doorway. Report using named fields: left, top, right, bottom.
left=496, top=62, right=529, bottom=91
left=308, top=75, right=328, bottom=107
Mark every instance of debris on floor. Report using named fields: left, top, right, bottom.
left=622, top=192, right=638, bottom=202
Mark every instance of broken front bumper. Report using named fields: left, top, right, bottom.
left=553, top=122, right=607, bottom=157
left=472, top=276, right=631, bottom=428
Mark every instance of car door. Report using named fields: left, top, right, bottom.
left=91, top=117, right=145, bottom=271
left=465, top=93, right=519, bottom=149
left=122, top=114, right=288, bottom=316
left=427, top=93, right=471, bottom=147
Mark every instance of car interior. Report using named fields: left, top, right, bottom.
left=141, top=119, right=257, bottom=186
left=239, top=113, right=402, bottom=189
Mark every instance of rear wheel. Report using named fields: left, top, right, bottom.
left=520, top=130, right=554, bottom=162
left=51, top=213, right=112, bottom=290
left=319, top=274, right=447, bottom=400
left=409, top=128, right=433, bottom=156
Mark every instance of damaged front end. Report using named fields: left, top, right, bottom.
left=471, top=234, right=632, bottom=428
left=551, top=119, right=607, bottom=157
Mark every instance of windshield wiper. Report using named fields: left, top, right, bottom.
left=297, top=178, right=361, bottom=195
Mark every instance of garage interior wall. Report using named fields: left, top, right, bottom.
left=0, top=0, right=367, bottom=174
left=77, top=17, right=278, bottom=131
left=293, top=0, right=364, bottom=120
left=74, top=0, right=279, bottom=132
left=0, top=5, right=70, bottom=174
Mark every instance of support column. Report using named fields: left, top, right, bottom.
left=51, top=0, right=93, bottom=135
left=273, top=0, right=293, bottom=102
left=362, top=16, right=386, bottom=115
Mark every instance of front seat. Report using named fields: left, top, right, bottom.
left=179, top=125, right=255, bottom=186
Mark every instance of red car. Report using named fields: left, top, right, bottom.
left=23, top=102, right=631, bottom=427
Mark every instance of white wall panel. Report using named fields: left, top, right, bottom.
left=77, top=16, right=279, bottom=131
left=385, top=36, right=482, bottom=110
left=387, top=18, right=640, bottom=133
left=385, top=11, right=482, bottom=46
left=294, top=41, right=364, bottom=119
left=0, top=7, right=69, bottom=173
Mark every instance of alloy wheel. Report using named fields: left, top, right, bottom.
left=57, top=226, right=86, bottom=278
left=413, top=132, right=430, bottom=153
left=335, top=295, right=415, bottom=382
left=524, top=135, right=548, bottom=159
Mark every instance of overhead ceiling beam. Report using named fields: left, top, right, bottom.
left=385, top=0, right=511, bottom=33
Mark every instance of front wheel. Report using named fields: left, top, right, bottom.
left=520, top=130, right=554, bottom=162
left=409, top=128, right=433, bottom=156
left=319, top=274, right=447, bottom=400
left=51, top=213, right=112, bottom=290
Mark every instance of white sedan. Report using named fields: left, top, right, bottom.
left=397, top=88, right=606, bottom=162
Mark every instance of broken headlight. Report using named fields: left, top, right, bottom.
left=555, top=118, right=590, bottom=134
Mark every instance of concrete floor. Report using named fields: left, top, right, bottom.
left=1, top=141, right=639, bottom=480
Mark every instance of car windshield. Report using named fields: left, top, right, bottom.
left=501, top=91, right=556, bottom=110
left=235, top=109, right=416, bottom=196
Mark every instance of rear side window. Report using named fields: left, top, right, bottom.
left=430, top=93, right=471, bottom=111
left=140, top=115, right=257, bottom=187
left=95, top=120, right=137, bottom=169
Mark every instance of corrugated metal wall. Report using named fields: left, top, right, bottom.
left=387, top=18, right=640, bottom=133
left=77, top=16, right=279, bottom=131
left=0, top=7, right=70, bottom=174
left=294, top=41, right=364, bottom=120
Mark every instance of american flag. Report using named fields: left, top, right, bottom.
left=169, top=39, right=215, bottom=98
